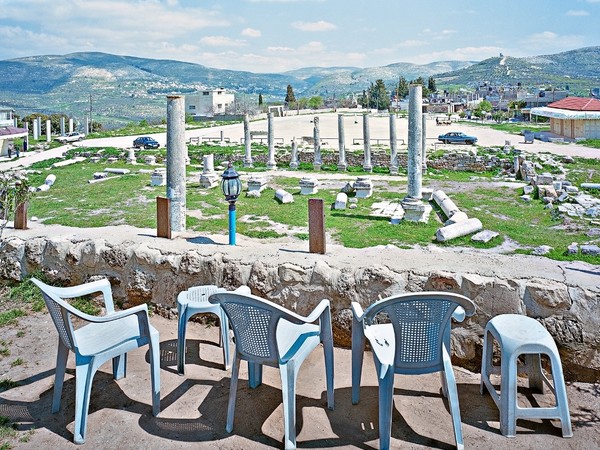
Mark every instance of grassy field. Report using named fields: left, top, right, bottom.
left=21, top=145, right=600, bottom=264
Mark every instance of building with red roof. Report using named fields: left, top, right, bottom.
left=531, top=97, right=600, bottom=140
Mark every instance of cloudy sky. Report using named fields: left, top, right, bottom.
left=0, top=0, right=598, bottom=73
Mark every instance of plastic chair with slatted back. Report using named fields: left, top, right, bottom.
left=351, top=292, right=475, bottom=450
left=31, top=277, right=160, bottom=444
left=209, top=291, right=334, bottom=450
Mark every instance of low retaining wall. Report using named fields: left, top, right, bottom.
left=1, top=226, right=598, bottom=382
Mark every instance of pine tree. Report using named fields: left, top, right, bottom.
left=427, top=76, right=437, bottom=93
left=397, top=76, right=409, bottom=99
left=284, top=85, right=296, bottom=104
left=258, top=93, right=263, bottom=106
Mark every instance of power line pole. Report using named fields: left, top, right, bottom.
left=89, top=94, right=93, bottom=133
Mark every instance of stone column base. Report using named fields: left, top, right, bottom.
left=401, top=198, right=432, bottom=223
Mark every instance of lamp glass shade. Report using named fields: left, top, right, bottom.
left=221, top=164, right=242, bottom=201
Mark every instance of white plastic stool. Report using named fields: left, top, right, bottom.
left=480, top=314, right=572, bottom=438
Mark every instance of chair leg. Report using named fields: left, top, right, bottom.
left=177, top=308, right=189, bottom=375
left=248, top=361, right=263, bottom=389
left=73, top=362, right=95, bottom=444
left=377, top=366, right=395, bottom=450
left=52, top=340, right=69, bottom=414
left=280, top=360, right=299, bottom=450
left=351, top=325, right=366, bottom=405
left=442, top=347, right=464, bottom=450
left=548, top=352, right=573, bottom=438
left=149, top=332, right=161, bottom=416
left=220, top=312, right=231, bottom=370
left=226, top=355, right=241, bottom=433
left=500, top=352, right=518, bottom=437
left=323, top=335, right=335, bottom=410
left=112, top=353, right=127, bottom=380
left=480, top=328, right=493, bottom=395
left=525, top=353, right=544, bottom=394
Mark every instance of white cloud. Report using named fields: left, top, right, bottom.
left=441, top=29, right=457, bottom=35
left=199, top=36, right=247, bottom=47
left=523, top=31, right=585, bottom=51
left=291, top=20, right=337, bottom=32
left=241, top=28, right=261, bottom=38
left=409, top=46, right=504, bottom=64
left=566, top=10, right=589, bottom=16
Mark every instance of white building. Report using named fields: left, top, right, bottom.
left=0, top=108, right=27, bottom=157
left=185, top=89, right=235, bottom=117
left=0, top=108, right=15, bottom=127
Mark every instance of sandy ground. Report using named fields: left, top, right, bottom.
left=1, top=112, right=599, bottom=172
left=1, top=312, right=598, bottom=449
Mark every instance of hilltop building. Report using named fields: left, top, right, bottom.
left=531, top=97, right=600, bottom=140
left=185, top=89, right=235, bottom=118
left=0, top=108, right=27, bottom=157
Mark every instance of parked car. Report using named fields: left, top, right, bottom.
left=437, top=132, right=478, bottom=145
left=55, top=132, right=85, bottom=143
left=133, top=136, right=160, bottom=149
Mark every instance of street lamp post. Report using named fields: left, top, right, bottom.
left=221, top=163, right=242, bottom=245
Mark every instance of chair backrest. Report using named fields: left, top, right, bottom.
left=363, top=292, right=475, bottom=374
left=186, top=285, right=223, bottom=303
left=31, top=278, right=80, bottom=351
left=210, top=292, right=301, bottom=366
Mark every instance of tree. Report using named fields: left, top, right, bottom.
left=368, top=79, right=390, bottom=110
left=258, top=93, right=263, bottom=107
left=410, top=76, right=430, bottom=98
left=284, top=84, right=296, bottom=105
left=308, top=96, right=323, bottom=109
left=474, top=99, right=493, bottom=120
left=396, top=76, right=409, bottom=99
left=427, top=76, right=437, bottom=94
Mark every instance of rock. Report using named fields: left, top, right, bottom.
left=274, top=189, right=294, bottom=204
left=532, top=245, right=553, bottom=256
left=585, top=207, right=600, bottom=218
left=563, top=155, right=575, bottom=164
left=523, top=185, right=534, bottom=195
left=558, top=192, right=569, bottom=203
left=581, top=245, right=600, bottom=256
left=436, top=218, right=483, bottom=242
left=542, top=196, right=554, bottom=204
left=566, top=186, right=579, bottom=194
left=334, top=192, right=348, bottom=210
left=520, top=194, right=531, bottom=202
left=246, top=190, right=261, bottom=198
left=581, top=183, right=600, bottom=190
left=566, top=242, right=579, bottom=255
left=471, top=230, right=499, bottom=243
left=340, top=182, right=354, bottom=194
left=44, top=174, right=56, bottom=186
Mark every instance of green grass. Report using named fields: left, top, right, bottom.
left=465, top=121, right=550, bottom=134
left=0, top=380, right=18, bottom=392
left=579, top=139, right=600, bottom=149
left=10, top=358, right=23, bottom=368
left=0, top=310, right=26, bottom=328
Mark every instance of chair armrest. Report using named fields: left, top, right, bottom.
left=451, top=306, right=466, bottom=323
left=45, top=279, right=116, bottom=314
left=303, top=299, right=330, bottom=323
left=351, top=302, right=364, bottom=322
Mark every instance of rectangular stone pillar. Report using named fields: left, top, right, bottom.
left=308, top=198, right=326, bottom=254
left=266, top=112, right=276, bottom=170
left=156, top=196, right=171, bottom=239
left=46, top=119, right=51, bottom=142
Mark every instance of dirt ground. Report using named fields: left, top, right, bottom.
left=0, top=311, right=598, bottom=449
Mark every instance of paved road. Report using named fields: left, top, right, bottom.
left=1, top=113, right=597, bottom=172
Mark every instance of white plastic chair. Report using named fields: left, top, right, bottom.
left=177, top=285, right=250, bottom=374
left=31, top=277, right=160, bottom=444
left=209, top=291, right=335, bottom=450
left=351, top=292, right=476, bottom=450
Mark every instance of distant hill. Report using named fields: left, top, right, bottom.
left=435, top=46, right=600, bottom=94
left=0, top=47, right=598, bottom=124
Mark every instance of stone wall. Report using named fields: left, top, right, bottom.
left=1, top=230, right=598, bottom=382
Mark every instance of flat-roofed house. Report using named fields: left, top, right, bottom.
left=531, top=97, right=600, bottom=140
left=185, top=89, right=235, bottom=117
left=0, top=108, right=27, bottom=157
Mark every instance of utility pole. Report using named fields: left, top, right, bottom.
left=89, top=94, right=93, bottom=133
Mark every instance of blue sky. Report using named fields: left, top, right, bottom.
left=0, top=0, right=598, bottom=73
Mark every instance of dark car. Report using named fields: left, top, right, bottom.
left=437, top=132, right=478, bottom=145
left=133, top=136, right=160, bottom=149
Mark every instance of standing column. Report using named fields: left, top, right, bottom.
left=166, top=95, right=187, bottom=232
left=60, top=117, right=65, bottom=136
left=37, top=117, right=42, bottom=136
left=266, top=112, right=276, bottom=170
left=243, top=113, right=253, bottom=167
left=32, top=120, right=39, bottom=140
left=362, top=112, right=372, bottom=172
left=290, top=138, right=299, bottom=169
left=46, top=119, right=51, bottom=142
left=421, top=113, right=428, bottom=170
left=313, top=116, right=322, bottom=170
left=85, top=117, right=90, bottom=135
left=389, top=112, right=398, bottom=175
left=337, top=113, right=347, bottom=171
left=69, top=118, right=73, bottom=133
left=407, top=84, right=423, bottom=200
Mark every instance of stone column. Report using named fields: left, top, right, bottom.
left=337, top=114, right=347, bottom=171
left=313, top=116, right=322, bottom=170
left=266, top=112, right=276, bottom=170
left=37, top=117, right=42, bottom=136
left=389, top=113, right=398, bottom=175
left=85, top=117, right=89, bottom=135
left=290, top=138, right=299, bottom=170
left=60, top=117, right=65, bottom=136
left=243, top=113, right=253, bottom=167
left=46, top=119, right=51, bottom=142
left=407, top=84, right=423, bottom=200
left=32, top=120, right=38, bottom=140
left=422, top=113, right=428, bottom=170
left=401, top=84, right=431, bottom=223
left=362, top=112, right=372, bottom=172
left=69, top=118, right=73, bottom=133
left=166, top=95, right=187, bottom=232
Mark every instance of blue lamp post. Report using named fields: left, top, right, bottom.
left=221, top=163, right=242, bottom=245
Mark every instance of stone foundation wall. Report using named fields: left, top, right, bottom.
left=1, top=233, right=598, bottom=382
